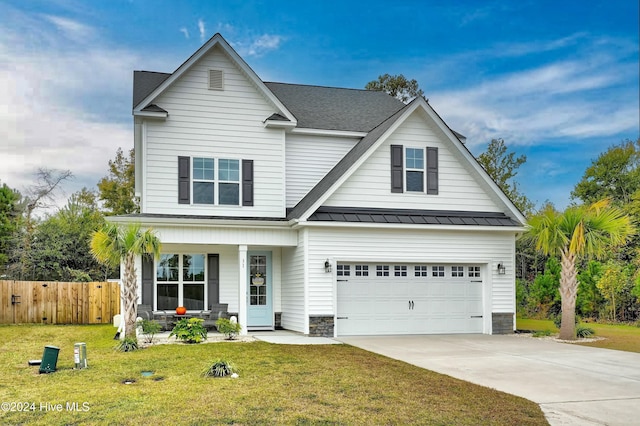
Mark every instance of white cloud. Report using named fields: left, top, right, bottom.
left=427, top=37, right=639, bottom=148
left=230, top=33, right=284, bottom=57
left=198, top=19, right=206, bottom=43
left=248, top=34, right=283, bottom=56
left=180, top=27, right=189, bottom=39
left=0, top=8, right=170, bottom=212
left=42, top=14, right=94, bottom=41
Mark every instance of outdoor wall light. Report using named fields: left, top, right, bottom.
left=497, top=262, right=506, bottom=275
left=324, top=259, right=332, bottom=273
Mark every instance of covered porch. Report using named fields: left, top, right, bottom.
left=109, top=215, right=299, bottom=336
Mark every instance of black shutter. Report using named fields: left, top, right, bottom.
left=242, top=159, right=254, bottom=206
left=141, top=254, right=154, bottom=306
left=207, top=254, right=220, bottom=307
left=178, top=156, right=190, bottom=204
left=427, top=147, right=438, bottom=195
left=390, top=145, right=403, bottom=193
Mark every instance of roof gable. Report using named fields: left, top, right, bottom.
left=132, top=33, right=296, bottom=124
left=289, top=98, right=526, bottom=226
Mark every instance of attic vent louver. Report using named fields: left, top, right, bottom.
left=208, top=69, right=223, bottom=90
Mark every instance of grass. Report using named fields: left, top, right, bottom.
left=0, top=324, right=547, bottom=425
left=517, top=318, right=640, bottom=353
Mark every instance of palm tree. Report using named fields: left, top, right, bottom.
left=525, top=199, right=634, bottom=340
left=90, top=223, right=161, bottom=340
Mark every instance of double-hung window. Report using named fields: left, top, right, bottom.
left=193, top=158, right=215, bottom=204
left=405, top=148, right=425, bottom=192
left=192, top=158, right=240, bottom=205
left=218, top=159, right=240, bottom=205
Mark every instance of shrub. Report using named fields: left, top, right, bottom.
left=170, top=318, right=207, bottom=343
left=202, top=359, right=236, bottom=377
left=139, top=319, right=162, bottom=344
left=532, top=329, right=552, bottom=337
left=116, top=337, right=139, bottom=352
left=576, top=325, right=595, bottom=338
left=216, top=318, right=242, bottom=340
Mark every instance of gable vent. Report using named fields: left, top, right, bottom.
left=208, top=69, right=224, bottom=90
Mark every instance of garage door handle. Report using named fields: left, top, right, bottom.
left=337, top=317, right=348, bottom=320
left=470, top=315, right=483, bottom=318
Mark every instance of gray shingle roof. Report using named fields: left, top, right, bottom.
left=286, top=100, right=413, bottom=220
left=264, top=82, right=405, bottom=132
left=133, top=71, right=171, bottom=108
left=142, top=104, right=168, bottom=113
left=307, top=207, right=521, bottom=227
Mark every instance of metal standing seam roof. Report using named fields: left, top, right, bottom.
left=306, top=207, right=521, bottom=227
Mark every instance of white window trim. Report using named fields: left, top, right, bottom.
left=191, top=157, right=242, bottom=206
left=404, top=146, right=426, bottom=193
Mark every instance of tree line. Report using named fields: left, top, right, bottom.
left=0, top=148, right=136, bottom=281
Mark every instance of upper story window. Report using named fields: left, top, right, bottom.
left=391, top=145, right=438, bottom=195
left=405, top=148, right=424, bottom=192
left=192, top=157, right=240, bottom=205
left=178, top=156, right=253, bottom=207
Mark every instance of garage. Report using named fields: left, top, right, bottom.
left=336, top=263, right=484, bottom=336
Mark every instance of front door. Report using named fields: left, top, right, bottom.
left=247, top=251, right=273, bottom=329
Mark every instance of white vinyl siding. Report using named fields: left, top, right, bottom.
left=306, top=227, right=516, bottom=322
left=142, top=45, right=285, bottom=217
left=286, top=134, right=358, bottom=207
left=324, top=110, right=501, bottom=211
left=281, top=232, right=306, bottom=332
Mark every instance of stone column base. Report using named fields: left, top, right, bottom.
left=492, top=313, right=514, bottom=334
left=308, top=315, right=334, bottom=337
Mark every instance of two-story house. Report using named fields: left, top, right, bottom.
left=114, top=33, right=526, bottom=337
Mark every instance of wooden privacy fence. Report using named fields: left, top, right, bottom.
left=0, top=280, right=120, bottom=325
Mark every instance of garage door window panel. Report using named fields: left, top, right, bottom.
left=337, top=265, right=350, bottom=276
left=452, top=266, right=465, bottom=277
left=376, top=265, right=390, bottom=276
left=355, top=265, right=369, bottom=276
left=469, top=266, right=481, bottom=277
left=394, top=266, right=407, bottom=277
left=414, top=266, right=428, bottom=277
left=432, top=266, right=445, bottom=277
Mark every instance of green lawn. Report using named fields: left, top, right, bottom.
left=0, top=324, right=547, bottom=425
left=517, top=318, right=640, bottom=353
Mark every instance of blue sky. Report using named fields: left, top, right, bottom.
left=1, top=0, right=638, bottom=212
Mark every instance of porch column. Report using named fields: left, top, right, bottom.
left=238, top=245, right=248, bottom=335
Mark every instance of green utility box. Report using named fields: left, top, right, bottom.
left=74, top=342, right=87, bottom=369
left=39, top=345, right=60, bottom=374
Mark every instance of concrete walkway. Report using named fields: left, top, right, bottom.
left=251, top=330, right=342, bottom=345
left=338, top=334, right=640, bottom=426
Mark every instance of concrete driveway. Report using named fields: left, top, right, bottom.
left=338, top=334, right=640, bottom=426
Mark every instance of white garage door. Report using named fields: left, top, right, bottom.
left=337, top=263, right=484, bottom=336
